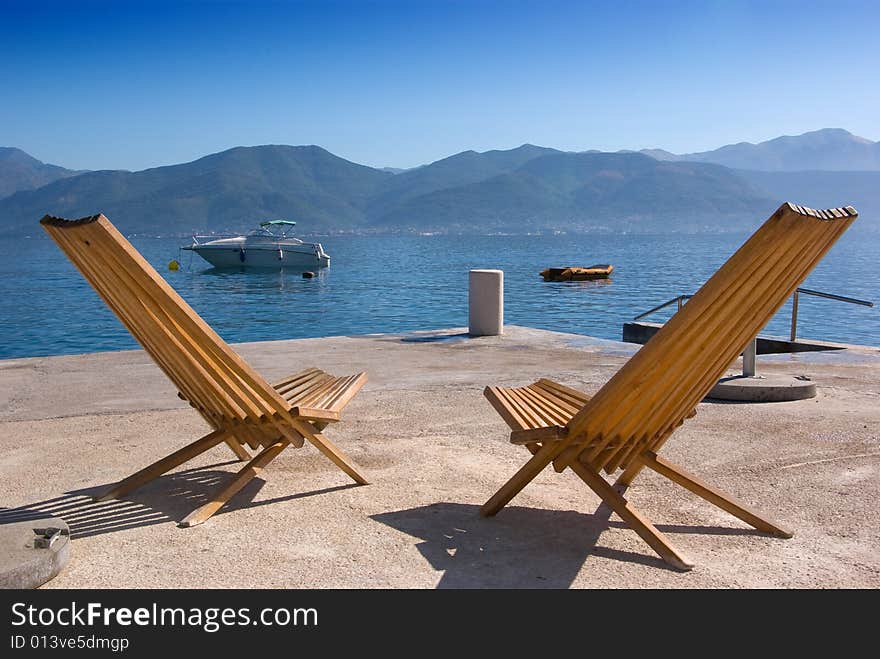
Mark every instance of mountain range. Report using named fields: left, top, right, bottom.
left=0, top=147, right=83, bottom=199
left=0, top=128, right=876, bottom=235
left=641, top=128, right=880, bottom=171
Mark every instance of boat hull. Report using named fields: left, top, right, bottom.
left=188, top=246, right=330, bottom=269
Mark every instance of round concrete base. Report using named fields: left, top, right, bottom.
left=0, top=517, right=70, bottom=589
left=707, top=374, right=817, bottom=402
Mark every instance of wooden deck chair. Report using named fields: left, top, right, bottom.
left=482, top=203, right=858, bottom=570
left=40, top=213, right=369, bottom=527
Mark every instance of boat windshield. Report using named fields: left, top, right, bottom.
left=187, top=219, right=305, bottom=245
left=251, top=219, right=297, bottom=238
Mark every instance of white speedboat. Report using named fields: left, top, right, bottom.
left=182, top=220, right=330, bottom=269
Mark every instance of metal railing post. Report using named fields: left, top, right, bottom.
left=743, top=339, right=757, bottom=376
left=790, top=290, right=799, bottom=342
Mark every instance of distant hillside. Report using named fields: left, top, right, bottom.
left=642, top=128, right=880, bottom=171
left=0, top=145, right=391, bottom=235
left=372, top=152, right=775, bottom=232
left=637, top=148, right=680, bottom=161
left=0, top=147, right=83, bottom=199
left=367, top=144, right=560, bottom=218
left=737, top=169, right=880, bottom=228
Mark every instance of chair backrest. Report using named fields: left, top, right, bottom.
left=562, top=203, right=857, bottom=473
left=40, top=214, right=292, bottom=427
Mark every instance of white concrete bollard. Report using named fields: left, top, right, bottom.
left=469, top=269, right=503, bottom=336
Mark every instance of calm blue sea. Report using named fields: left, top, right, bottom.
left=0, top=226, right=877, bottom=359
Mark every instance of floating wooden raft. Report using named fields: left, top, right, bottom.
left=540, top=264, right=613, bottom=282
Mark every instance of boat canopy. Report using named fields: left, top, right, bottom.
left=259, top=219, right=296, bottom=228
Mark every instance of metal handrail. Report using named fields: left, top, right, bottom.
left=790, top=288, right=873, bottom=341
left=793, top=288, right=873, bottom=306
left=633, top=288, right=874, bottom=343
left=632, top=294, right=693, bottom=321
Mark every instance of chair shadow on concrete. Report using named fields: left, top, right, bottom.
left=372, top=500, right=767, bottom=588
left=0, top=461, right=357, bottom=538
left=373, top=501, right=651, bottom=588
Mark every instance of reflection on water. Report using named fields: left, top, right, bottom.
left=1, top=226, right=877, bottom=359
left=193, top=265, right=330, bottom=293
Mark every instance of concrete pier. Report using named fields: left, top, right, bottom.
left=0, top=326, right=878, bottom=588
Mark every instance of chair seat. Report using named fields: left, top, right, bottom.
left=484, top=378, right=592, bottom=445
left=273, top=367, right=368, bottom=422
left=178, top=367, right=367, bottom=424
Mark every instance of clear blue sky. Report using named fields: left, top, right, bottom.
left=1, top=0, right=877, bottom=171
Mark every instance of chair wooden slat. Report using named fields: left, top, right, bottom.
left=272, top=367, right=324, bottom=389
left=527, top=386, right=582, bottom=417
left=290, top=407, right=341, bottom=423
left=524, top=384, right=580, bottom=421
left=277, top=372, right=334, bottom=402
left=484, top=386, right=530, bottom=431
left=297, top=375, right=344, bottom=408
left=274, top=368, right=326, bottom=396
left=312, top=376, right=352, bottom=408
left=533, top=378, right=592, bottom=406
left=506, top=387, right=546, bottom=429
left=323, top=373, right=368, bottom=413
left=513, top=386, right=559, bottom=427
left=501, top=387, right=538, bottom=430
left=510, top=425, right=567, bottom=445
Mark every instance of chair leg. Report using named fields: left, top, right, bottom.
left=224, top=437, right=251, bottom=461
left=195, top=408, right=250, bottom=461
left=640, top=451, right=793, bottom=538
left=575, top=461, right=694, bottom=571
left=96, top=428, right=230, bottom=502
left=481, top=442, right=560, bottom=517
left=307, top=431, right=369, bottom=485
left=614, top=428, right=677, bottom=490
left=179, top=440, right=290, bottom=527
left=288, top=420, right=369, bottom=485
left=613, top=459, right=644, bottom=491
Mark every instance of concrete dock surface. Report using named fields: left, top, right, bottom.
left=1, top=325, right=878, bottom=588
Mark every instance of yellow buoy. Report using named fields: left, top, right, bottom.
left=168, top=260, right=180, bottom=271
